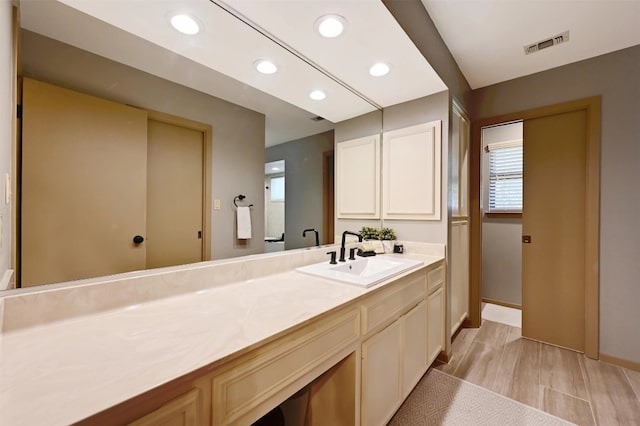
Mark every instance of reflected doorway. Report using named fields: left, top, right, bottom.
left=264, top=160, right=285, bottom=253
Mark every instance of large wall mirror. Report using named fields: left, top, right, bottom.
left=8, top=0, right=447, bottom=291
left=10, top=0, right=382, bottom=289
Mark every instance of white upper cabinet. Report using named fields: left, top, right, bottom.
left=382, top=121, right=442, bottom=221
left=336, top=134, right=381, bottom=219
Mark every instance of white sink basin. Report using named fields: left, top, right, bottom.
left=296, top=255, right=423, bottom=288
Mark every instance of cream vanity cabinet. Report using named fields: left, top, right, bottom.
left=128, top=389, right=201, bottom=426
left=81, top=261, right=445, bottom=426
left=361, top=264, right=445, bottom=426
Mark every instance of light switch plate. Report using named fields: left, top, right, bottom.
left=214, top=199, right=221, bottom=210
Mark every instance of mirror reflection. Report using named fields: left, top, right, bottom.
left=264, top=160, right=285, bottom=253
left=12, top=0, right=381, bottom=289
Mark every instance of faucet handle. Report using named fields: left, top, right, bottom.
left=349, top=247, right=357, bottom=260
left=326, top=251, right=337, bottom=265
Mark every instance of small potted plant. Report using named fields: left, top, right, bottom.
left=378, top=227, right=397, bottom=253
left=359, top=226, right=379, bottom=241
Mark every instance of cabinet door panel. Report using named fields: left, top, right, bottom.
left=427, top=287, right=444, bottom=364
left=382, top=121, right=441, bottom=220
left=336, top=135, right=380, bottom=219
left=402, top=301, right=427, bottom=396
left=362, top=321, right=402, bottom=426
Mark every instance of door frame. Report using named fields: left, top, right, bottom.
left=322, top=149, right=334, bottom=245
left=147, top=110, right=213, bottom=261
left=469, top=97, right=601, bottom=359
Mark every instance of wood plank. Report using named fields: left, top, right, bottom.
left=492, top=327, right=523, bottom=395
left=474, top=320, right=510, bottom=347
left=542, top=386, right=595, bottom=426
left=506, top=338, right=542, bottom=408
left=452, top=341, right=502, bottom=389
left=540, top=344, right=588, bottom=399
left=624, top=368, right=640, bottom=401
left=581, top=356, right=640, bottom=424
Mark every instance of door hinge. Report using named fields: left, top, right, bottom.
left=16, top=104, right=22, bottom=119
left=198, top=230, right=202, bottom=239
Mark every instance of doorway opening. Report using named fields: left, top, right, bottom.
left=264, top=160, right=285, bottom=253
left=470, top=97, right=600, bottom=358
left=479, top=121, right=523, bottom=327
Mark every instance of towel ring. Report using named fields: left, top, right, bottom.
left=233, top=194, right=254, bottom=208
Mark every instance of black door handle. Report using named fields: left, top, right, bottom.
left=133, top=235, right=145, bottom=244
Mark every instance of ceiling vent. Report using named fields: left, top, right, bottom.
left=524, top=31, right=569, bottom=55
left=310, top=116, right=325, bottom=122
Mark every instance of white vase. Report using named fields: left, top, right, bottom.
left=382, top=240, right=395, bottom=253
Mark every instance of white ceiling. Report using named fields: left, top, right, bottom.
left=19, top=0, right=446, bottom=146
left=422, top=0, right=640, bottom=89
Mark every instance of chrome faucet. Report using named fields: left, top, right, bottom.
left=340, top=231, right=363, bottom=262
left=302, top=228, right=320, bottom=246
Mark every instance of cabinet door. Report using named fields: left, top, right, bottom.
left=361, top=320, right=402, bottom=426
left=336, top=134, right=380, bottom=219
left=402, top=301, right=427, bottom=397
left=427, top=287, right=444, bottom=365
left=382, top=121, right=441, bottom=220
left=450, top=220, right=469, bottom=334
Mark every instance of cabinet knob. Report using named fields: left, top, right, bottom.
left=133, top=235, right=145, bottom=245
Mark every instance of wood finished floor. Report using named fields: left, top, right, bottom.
left=434, top=320, right=640, bottom=425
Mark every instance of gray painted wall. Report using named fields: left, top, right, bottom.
left=266, top=130, right=334, bottom=250
left=0, top=3, right=13, bottom=288
left=472, top=45, right=640, bottom=363
left=21, top=30, right=266, bottom=262
left=481, top=123, right=522, bottom=306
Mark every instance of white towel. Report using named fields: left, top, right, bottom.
left=237, top=206, right=252, bottom=239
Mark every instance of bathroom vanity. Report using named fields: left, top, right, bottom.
left=0, top=244, right=445, bottom=426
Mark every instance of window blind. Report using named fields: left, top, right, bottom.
left=488, top=144, right=523, bottom=211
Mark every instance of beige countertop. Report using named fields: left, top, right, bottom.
left=0, top=251, right=443, bottom=426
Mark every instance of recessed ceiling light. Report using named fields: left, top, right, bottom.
left=254, top=59, right=278, bottom=74
left=170, top=14, right=200, bottom=35
left=315, top=15, right=347, bottom=38
left=369, top=62, right=391, bottom=77
left=271, top=167, right=280, bottom=171
left=309, top=90, right=327, bottom=101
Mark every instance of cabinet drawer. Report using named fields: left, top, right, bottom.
left=427, top=264, right=444, bottom=292
left=212, top=309, right=360, bottom=425
left=128, top=389, right=200, bottom=426
left=361, top=271, right=426, bottom=336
